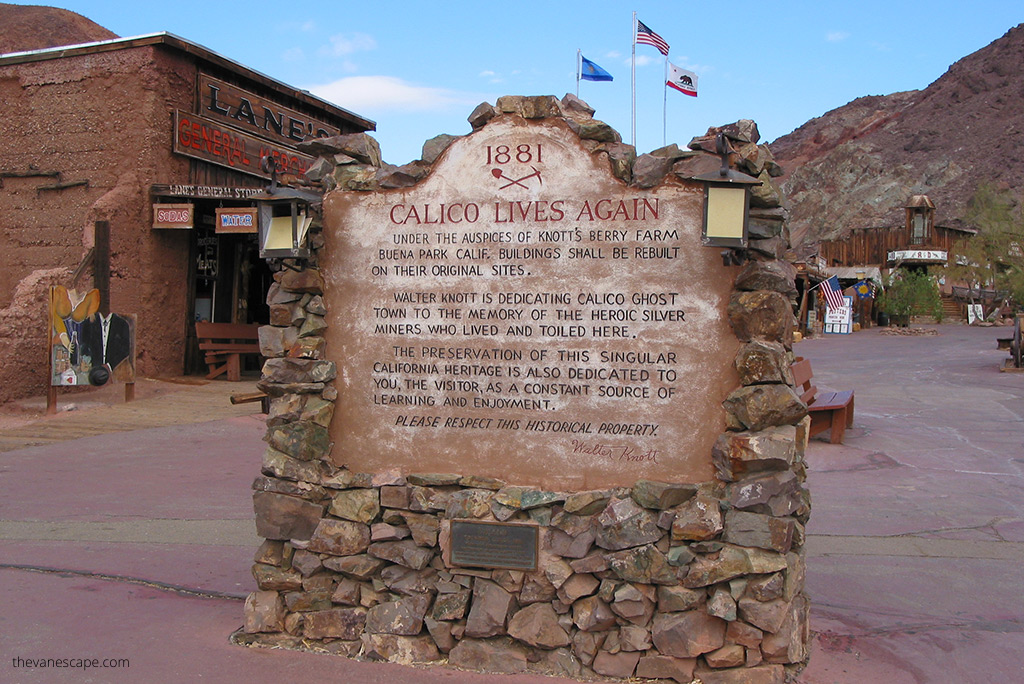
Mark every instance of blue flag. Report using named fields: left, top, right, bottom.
left=853, top=280, right=875, bottom=299
left=580, top=55, right=613, bottom=82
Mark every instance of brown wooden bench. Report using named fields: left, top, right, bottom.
left=195, top=322, right=261, bottom=382
left=791, top=358, right=855, bottom=444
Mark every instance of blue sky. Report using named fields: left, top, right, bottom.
left=7, top=1, right=1023, bottom=165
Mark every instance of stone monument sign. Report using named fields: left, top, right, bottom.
left=244, top=96, right=810, bottom=683
left=323, top=116, right=739, bottom=488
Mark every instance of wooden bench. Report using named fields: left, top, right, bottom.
left=791, top=358, right=855, bottom=444
left=195, top=322, right=261, bottom=382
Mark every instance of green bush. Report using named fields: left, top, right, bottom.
left=878, top=269, right=942, bottom=325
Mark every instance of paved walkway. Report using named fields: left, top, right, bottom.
left=795, top=324, right=1024, bottom=683
left=1, top=326, right=1022, bottom=683
left=0, top=377, right=262, bottom=452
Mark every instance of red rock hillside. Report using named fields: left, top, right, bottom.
left=0, top=3, right=117, bottom=54
left=770, top=23, right=1024, bottom=247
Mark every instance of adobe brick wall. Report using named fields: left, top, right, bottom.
left=0, top=46, right=194, bottom=402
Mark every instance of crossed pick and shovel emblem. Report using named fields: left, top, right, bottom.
left=492, top=166, right=542, bottom=189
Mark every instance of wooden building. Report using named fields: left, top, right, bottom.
left=819, top=195, right=976, bottom=268
left=0, top=33, right=374, bottom=403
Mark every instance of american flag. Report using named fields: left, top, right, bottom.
left=820, top=276, right=847, bottom=310
left=636, top=19, right=670, bottom=56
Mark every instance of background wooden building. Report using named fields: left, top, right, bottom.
left=819, top=195, right=976, bottom=268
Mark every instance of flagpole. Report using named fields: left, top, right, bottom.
left=631, top=11, right=636, bottom=148
left=662, top=55, right=668, bottom=147
left=576, top=49, right=581, bottom=98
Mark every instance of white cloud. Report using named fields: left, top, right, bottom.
left=282, top=47, right=304, bottom=62
left=308, top=76, right=471, bottom=112
left=632, top=55, right=656, bottom=67
left=606, top=50, right=622, bottom=59
left=826, top=31, right=850, bottom=42
left=318, top=32, right=377, bottom=58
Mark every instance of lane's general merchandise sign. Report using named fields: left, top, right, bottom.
left=323, top=119, right=740, bottom=489
left=172, top=75, right=337, bottom=180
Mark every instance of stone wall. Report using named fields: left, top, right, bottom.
left=240, top=95, right=810, bottom=683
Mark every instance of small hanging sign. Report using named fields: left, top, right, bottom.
left=153, top=203, right=194, bottom=229
left=215, top=207, right=258, bottom=234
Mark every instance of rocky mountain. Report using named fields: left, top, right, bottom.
left=0, top=3, right=117, bottom=54
left=771, top=23, right=1024, bottom=247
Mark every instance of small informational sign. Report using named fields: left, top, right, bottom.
left=215, top=207, right=258, bottom=234
left=968, top=304, right=984, bottom=325
left=887, top=249, right=947, bottom=263
left=450, top=520, right=538, bottom=571
left=153, top=203, right=194, bottom=229
left=824, top=296, right=853, bottom=335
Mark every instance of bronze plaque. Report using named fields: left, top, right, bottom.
left=450, top=520, right=538, bottom=571
left=322, top=118, right=741, bottom=489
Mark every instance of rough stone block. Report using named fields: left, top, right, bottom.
left=365, top=595, right=430, bottom=636
left=431, top=590, right=470, bottom=621
left=737, top=597, right=790, bottom=633
left=671, top=494, right=723, bottom=541
left=761, top=595, right=809, bottom=664
left=368, top=539, right=434, bottom=569
left=657, top=585, right=705, bottom=612
left=572, top=595, right=617, bottom=632
left=723, top=510, right=795, bottom=553
left=722, top=385, right=808, bottom=432
left=448, top=637, right=528, bottom=674
left=726, top=620, right=764, bottom=648
left=252, top=563, right=302, bottom=591
left=606, top=544, right=678, bottom=585
left=279, top=267, right=325, bottom=294
left=243, top=590, right=285, bottom=633
left=636, top=654, right=697, bottom=683
left=705, top=644, right=746, bottom=669
left=307, top=518, right=371, bottom=556
left=631, top=480, right=698, bottom=510
left=261, top=448, right=327, bottom=484
left=727, top=291, right=795, bottom=346
left=303, top=607, right=367, bottom=640
left=253, top=491, right=325, bottom=541
left=734, top=340, right=793, bottom=386
left=592, top=650, right=641, bottom=678
left=266, top=421, right=331, bottom=462
left=651, top=610, right=727, bottom=657
left=360, top=633, right=440, bottom=663
left=465, top=579, right=515, bottom=638
left=322, top=553, right=384, bottom=579
left=508, top=603, right=571, bottom=648
left=329, top=488, right=380, bottom=524
left=692, top=663, right=785, bottom=684
left=712, top=427, right=798, bottom=481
